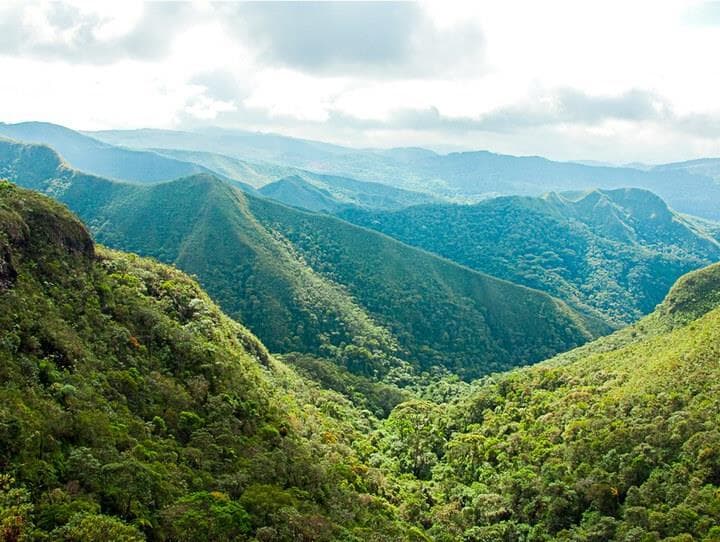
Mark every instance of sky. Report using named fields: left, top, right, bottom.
left=1, top=0, right=720, bottom=163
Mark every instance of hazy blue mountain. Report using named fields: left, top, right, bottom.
left=0, top=122, right=437, bottom=211
left=155, top=147, right=441, bottom=210
left=88, top=126, right=720, bottom=219
left=0, top=121, right=215, bottom=183
left=339, top=188, right=720, bottom=325
left=653, top=157, right=720, bottom=181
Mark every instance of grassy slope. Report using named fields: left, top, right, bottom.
left=339, top=189, right=720, bottom=326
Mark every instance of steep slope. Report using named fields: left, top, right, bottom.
left=0, top=140, right=601, bottom=379
left=0, top=182, right=421, bottom=541
left=0, top=122, right=212, bottom=184
left=377, top=261, right=720, bottom=540
left=259, top=175, right=343, bottom=212
left=340, top=189, right=720, bottom=325
left=87, top=127, right=720, bottom=219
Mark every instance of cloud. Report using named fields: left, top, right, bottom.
left=217, top=1, right=485, bottom=76
left=189, top=70, right=246, bottom=102
left=0, top=2, right=196, bottom=64
left=311, top=89, right=672, bottom=135
left=684, top=1, right=720, bottom=25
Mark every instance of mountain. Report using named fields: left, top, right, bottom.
left=377, top=260, right=720, bottom=540
left=653, top=157, right=720, bottom=182
left=0, top=121, right=214, bottom=184
left=87, top=127, right=720, bottom=219
left=87, top=126, right=354, bottom=166
left=155, top=148, right=440, bottom=210
left=0, top=139, right=602, bottom=380
left=1, top=122, right=438, bottom=211
left=0, top=181, right=426, bottom=540
left=339, top=189, right=720, bottom=326
left=258, top=175, right=343, bottom=212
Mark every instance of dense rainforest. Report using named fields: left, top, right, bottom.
left=3, top=180, right=720, bottom=541
left=0, top=182, right=425, bottom=540
left=339, top=190, right=720, bottom=326
left=2, top=128, right=720, bottom=541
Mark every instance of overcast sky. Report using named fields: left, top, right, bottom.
left=1, top=1, right=720, bottom=163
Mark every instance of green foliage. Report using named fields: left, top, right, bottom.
left=340, top=189, right=720, bottom=326
left=0, top=184, right=417, bottom=540
left=376, top=262, right=720, bottom=540
left=0, top=139, right=600, bottom=379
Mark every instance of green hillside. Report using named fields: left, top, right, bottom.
left=0, top=139, right=601, bottom=380
left=340, top=189, right=720, bottom=325
left=374, top=261, right=720, bottom=540
left=259, top=175, right=344, bottom=212
left=0, top=182, right=423, bottom=541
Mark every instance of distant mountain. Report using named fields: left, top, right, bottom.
left=389, top=260, right=720, bottom=540
left=89, top=126, right=353, bottom=166
left=155, top=147, right=441, bottom=210
left=88, top=126, right=720, bottom=219
left=0, top=121, right=213, bottom=183
left=0, top=139, right=602, bottom=379
left=339, top=188, right=720, bottom=325
left=0, top=122, right=439, bottom=211
left=258, top=175, right=343, bottom=212
left=653, top=156, right=720, bottom=181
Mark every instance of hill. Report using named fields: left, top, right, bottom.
left=653, top=157, right=720, bottom=182
left=258, top=175, right=343, bottom=212
left=339, top=189, right=720, bottom=325
left=0, top=139, right=601, bottom=379
left=87, top=127, right=720, bottom=219
left=0, top=122, right=212, bottom=184
left=374, top=261, right=720, bottom=540
left=1, top=122, right=439, bottom=211
left=0, top=181, right=425, bottom=540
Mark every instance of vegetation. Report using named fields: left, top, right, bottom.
left=0, top=139, right=600, bottom=380
left=340, top=189, right=720, bottom=325
left=0, top=181, right=424, bottom=540
left=4, top=134, right=720, bottom=541
left=372, top=261, right=720, bottom=540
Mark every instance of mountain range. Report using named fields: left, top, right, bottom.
left=339, top=189, right=720, bottom=325
left=0, top=138, right=601, bottom=380
left=4, top=176, right=720, bottom=540
left=84, top=124, right=720, bottom=220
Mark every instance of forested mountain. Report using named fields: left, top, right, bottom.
left=0, top=139, right=601, bottom=380
left=374, top=260, right=720, bottom=540
left=0, top=182, right=425, bottom=540
left=88, top=126, right=720, bottom=219
left=340, top=189, right=720, bottom=325
left=0, top=122, right=211, bottom=184
left=258, top=176, right=344, bottom=212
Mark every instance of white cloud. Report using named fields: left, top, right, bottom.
left=0, top=0, right=719, bottom=163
